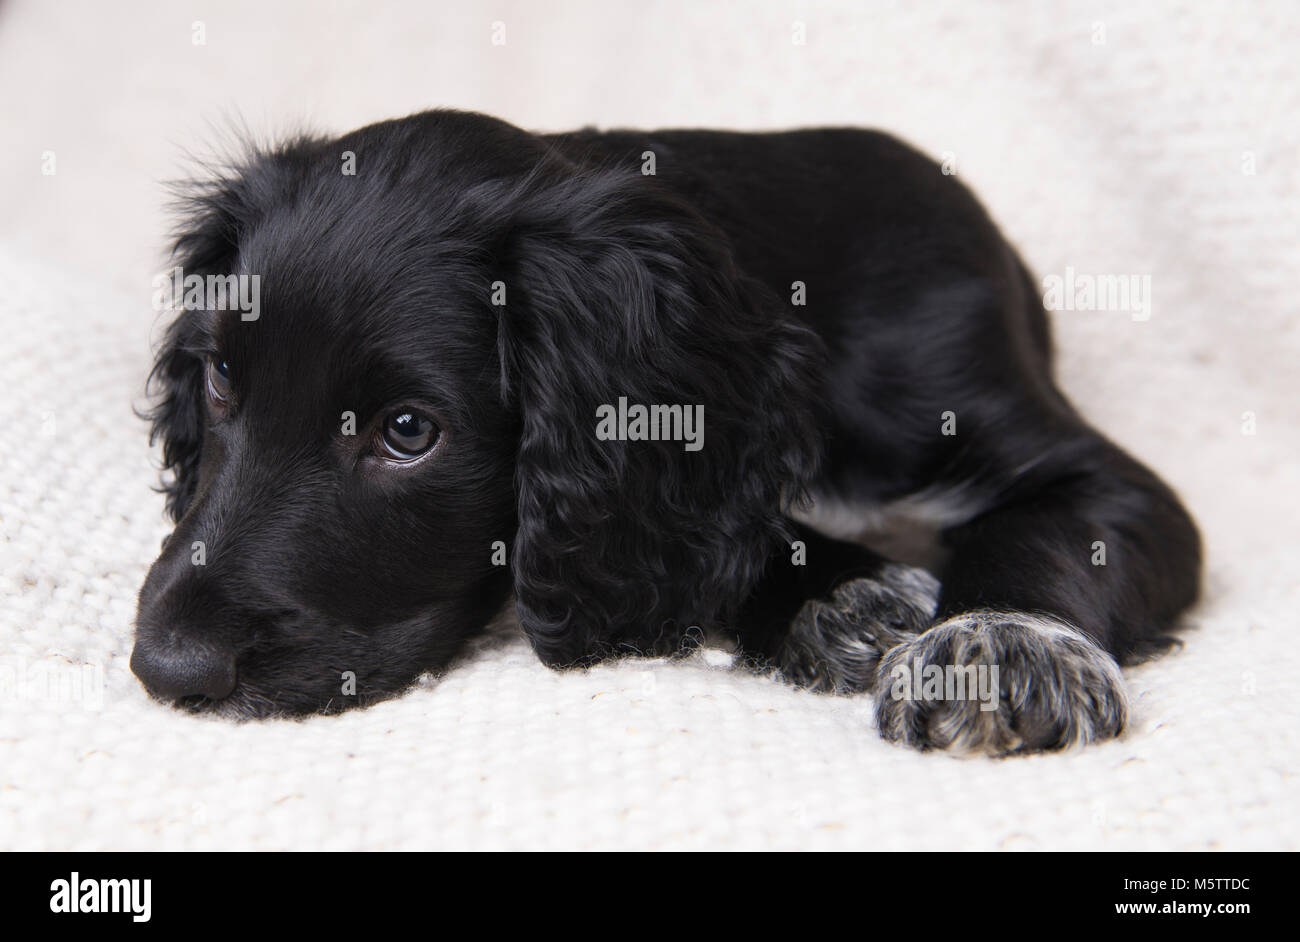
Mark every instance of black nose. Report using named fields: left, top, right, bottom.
left=130, top=640, right=237, bottom=701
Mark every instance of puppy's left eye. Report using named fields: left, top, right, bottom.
left=376, top=410, right=440, bottom=461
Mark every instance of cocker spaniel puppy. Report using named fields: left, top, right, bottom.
left=133, top=109, right=1201, bottom=754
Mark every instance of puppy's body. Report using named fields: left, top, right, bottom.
left=547, top=127, right=1048, bottom=496
left=134, top=110, right=1201, bottom=754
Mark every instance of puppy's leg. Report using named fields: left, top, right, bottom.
left=738, top=524, right=939, bottom=694
left=874, top=437, right=1201, bottom=755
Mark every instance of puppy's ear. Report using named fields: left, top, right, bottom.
left=144, top=313, right=207, bottom=522
left=144, top=160, right=267, bottom=522
left=497, top=170, right=824, bottom=666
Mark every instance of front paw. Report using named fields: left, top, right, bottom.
left=873, top=610, right=1129, bottom=755
left=775, top=564, right=940, bottom=694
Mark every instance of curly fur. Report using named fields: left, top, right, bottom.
left=132, top=109, right=1201, bottom=753
left=499, top=171, right=823, bottom=666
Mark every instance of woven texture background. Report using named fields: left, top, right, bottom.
left=1, top=0, right=1297, bottom=849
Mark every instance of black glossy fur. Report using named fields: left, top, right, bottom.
left=133, top=109, right=1201, bottom=753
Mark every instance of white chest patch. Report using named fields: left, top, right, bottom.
left=792, top=486, right=989, bottom=568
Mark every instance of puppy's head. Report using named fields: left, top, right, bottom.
left=133, top=110, right=821, bottom=717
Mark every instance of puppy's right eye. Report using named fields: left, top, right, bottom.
left=206, top=357, right=232, bottom=404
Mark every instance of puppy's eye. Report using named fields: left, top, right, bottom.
left=206, top=357, right=232, bottom=403
left=377, top=410, right=439, bottom=461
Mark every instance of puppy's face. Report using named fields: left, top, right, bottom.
left=133, top=110, right=821, bottom=717
left=133, top=192, right=518, bottom=716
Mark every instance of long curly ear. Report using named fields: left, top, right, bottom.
left=144, top=313, right=208, bottom=522
left=143, top=154, right=273, bottom=522
left=497, top=170, right=824, bottom=666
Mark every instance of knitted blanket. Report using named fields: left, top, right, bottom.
left=1, top=0, right=1296, bottom=849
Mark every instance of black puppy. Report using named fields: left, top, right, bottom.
left=133, top=109, right=1200, bottom=754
